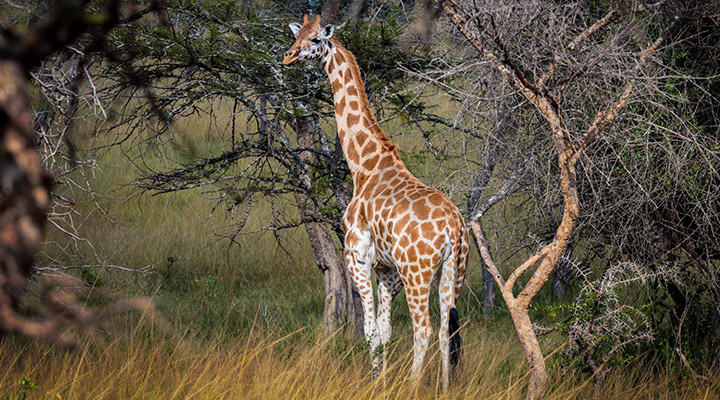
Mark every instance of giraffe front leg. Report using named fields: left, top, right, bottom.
left=343, top=230, right=380, bottom=372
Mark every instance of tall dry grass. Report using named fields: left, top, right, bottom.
left=2, top=313, right=718, bottom=399
left=2, top=98, right=717, bottom=399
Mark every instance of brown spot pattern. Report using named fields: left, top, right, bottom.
left=412, top=200, right=430, bottom=220
left=363, top=154, right=378, bottom=170
left=332, top=79, right=341, bottom=93
left=336, top=96, right=346, bottom=116
left=347, top=113, right=360, bottom=128
left=378, top=156, right=394, bottom=169
left=347, top=143, right=360, bottom=163
left=361, top=141, right=376, bottom=157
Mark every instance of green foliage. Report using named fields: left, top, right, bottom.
left=558, top=263, right=657, bottom=377
left=100, top=0, right=438, bottom=237
left=79, top=267, right=104, bottom=287
left=2, top=377, right=36, bottom=400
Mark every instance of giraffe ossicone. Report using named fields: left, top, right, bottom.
left=284, top=14, right=469, bottom=391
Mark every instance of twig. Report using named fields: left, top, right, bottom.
left=35, top=264, right=156, bottom=274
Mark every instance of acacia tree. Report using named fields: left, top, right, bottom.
left=96, top=0, right=437, bottom=336
left=436, top=0, right=706, bottom=398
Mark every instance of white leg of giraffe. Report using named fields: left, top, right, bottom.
left=407, top=280, right=432, bottom=384
left=376, top=268, right=401, bottom=372
left=343, top=228, right=380, bottom=370
left=438, top=250, right=458, bottom=392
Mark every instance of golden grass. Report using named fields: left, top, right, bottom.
left=2, top=314, right=718, bottom=399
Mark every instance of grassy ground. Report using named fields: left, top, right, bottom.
left=1, top=108, right=719, bottom=399
left=2, top=316, right=718, bottom=399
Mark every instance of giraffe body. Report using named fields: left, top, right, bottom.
left=284, top=15, right=468, bottom=390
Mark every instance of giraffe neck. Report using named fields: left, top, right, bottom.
left=321, top=39, right=402, bottom=191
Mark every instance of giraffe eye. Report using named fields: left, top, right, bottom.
left=310, top=38, right=321, bottom=44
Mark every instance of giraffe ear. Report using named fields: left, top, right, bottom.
left=319, top=24, right=335, bottom=40
left=289, top=22, right=302, bottom=36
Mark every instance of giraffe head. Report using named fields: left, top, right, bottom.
left=283, top=14, right=335, bottom=65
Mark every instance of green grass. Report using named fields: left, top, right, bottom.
left=38, top=107, right=325, bottom=339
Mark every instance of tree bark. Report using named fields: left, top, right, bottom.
left=551, top=243, right=573, bottom=301
left=511, top=305, right=547, bottom=399
left=293, top=105, right=359, bottom=336
left=467, top=171, right=497, bottom=315
left=299, top=219, right=351, bottom=334
left=320, top=0, right=345, bottom=25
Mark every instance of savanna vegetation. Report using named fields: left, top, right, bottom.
left=1, top=0, right=719, bottom=399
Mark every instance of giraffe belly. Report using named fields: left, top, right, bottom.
left=373, top=238, right=396, bottom=268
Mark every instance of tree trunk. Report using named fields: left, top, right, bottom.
left=467, top=171, right=496, bottom=315
left=300, top=219, right=351, bottom=334
left=481, top=252, right=496, bottom=314
left=551, top=243, right=573, bottom=301
left=465, top=95, right=517, bottom=315
left=510, top=304, right=547, bottom=400
left=442, top=1, right=676, bottom=397
left=320, top=0, right=345, bottom=25
left=293, top=105, right=358, bottom=336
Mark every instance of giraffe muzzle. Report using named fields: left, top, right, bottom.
left=283, top=49, right=299, bottom=65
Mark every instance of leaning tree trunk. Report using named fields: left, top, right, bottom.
left=441, top=2, right=676, bottom=398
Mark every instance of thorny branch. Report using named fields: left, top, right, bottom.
left=439, top=0, right=689, bottom=398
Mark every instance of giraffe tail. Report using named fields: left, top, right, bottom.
left=449, top=307, right=462, bottom=369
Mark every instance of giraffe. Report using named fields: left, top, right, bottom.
left=283, top=15, right=469, bottom=390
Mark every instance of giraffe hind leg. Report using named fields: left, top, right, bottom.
left=439, top=247, right=460, bottom=391
left=450, top=227, right=468, bottom=375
